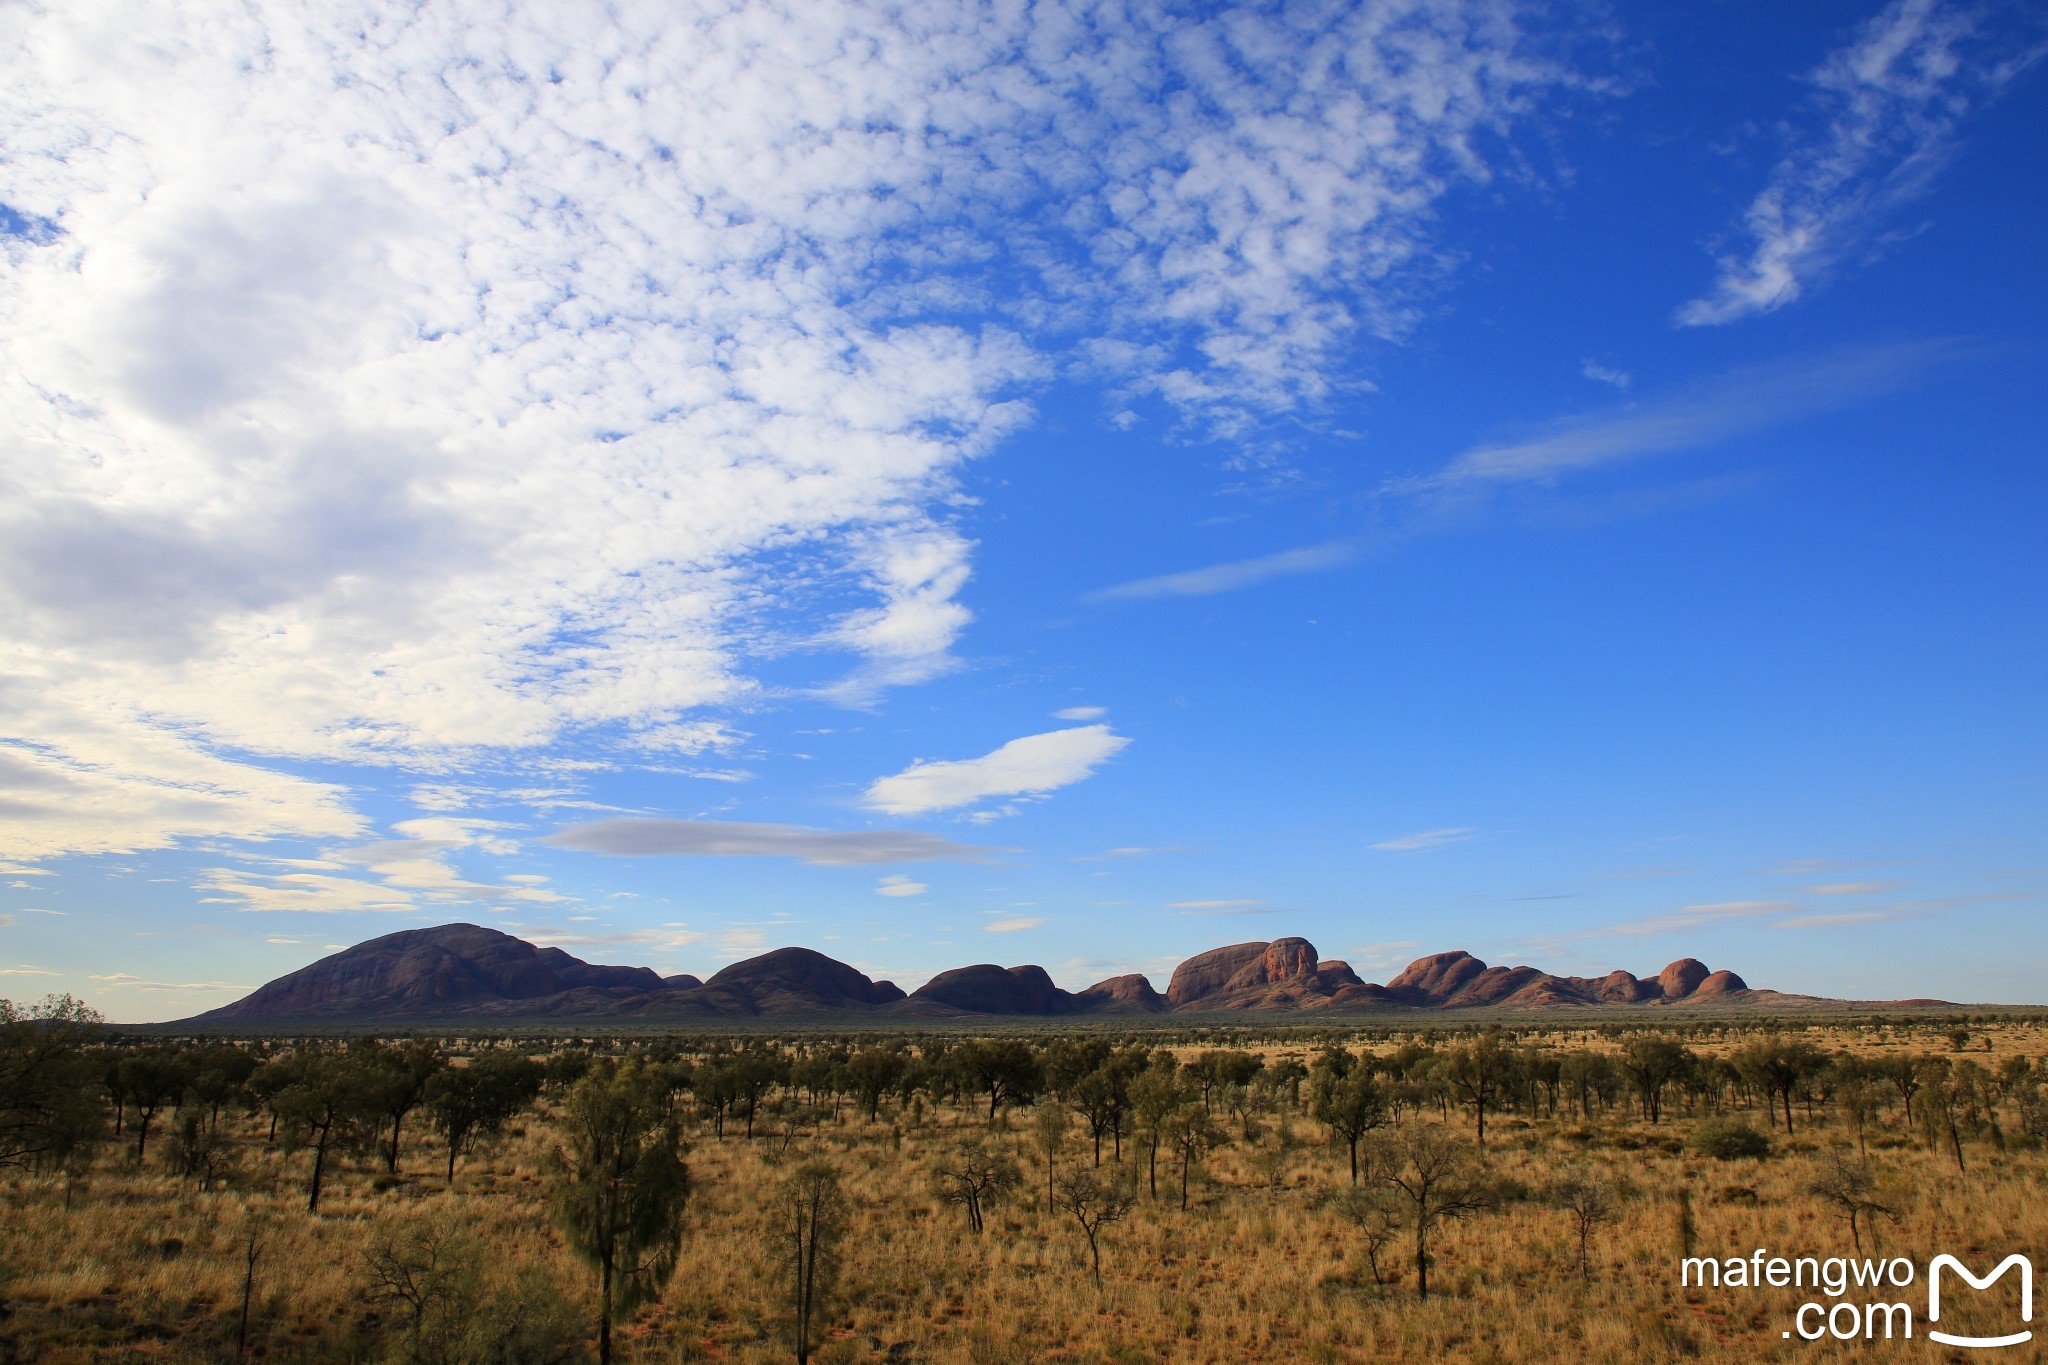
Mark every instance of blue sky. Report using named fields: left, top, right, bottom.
left=1, top=0, right=2043, bottom=1020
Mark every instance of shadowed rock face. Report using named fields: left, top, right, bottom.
left=910, top=963, right=1070, bottom=1015
left=703, top=947, right=906, bottom=1012
left=1075, top=973, right=1167, bottom=1013
left=192, top=924, right=669, bottom=1023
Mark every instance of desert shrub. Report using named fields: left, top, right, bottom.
left=1691, top=1118, right=1771, bottom=1160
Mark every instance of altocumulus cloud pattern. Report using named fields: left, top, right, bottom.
left=0, top=0, right=1585, bottom=862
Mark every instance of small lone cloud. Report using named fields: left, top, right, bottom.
left=983, top=916, right=1043, bottom=933
left=863, top=726, right=1129, bottom=816
left=1581, top=359, right=1632, bottom=389
left=1168, top=899, right=1263, bottom=910
left=1370, top=827, right=1474, bottom=854
left=1800, top=882, right=1903, bottom=896
left=1055, top=705, right=1107, bottom=721
left=876, top=874, right=927, bottom=898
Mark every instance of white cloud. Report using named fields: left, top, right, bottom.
left=1802, top=881, right=1906, bottom=895
left=1089, top=543, right=1355, bottom=603
left=196, top=866, right=417, bottom=915
left=1580, top=359, right=1631, bottom=389
left=0, top=966, right=56, bottom=977
left=1677, top=0, right=2046, bottom=325
left=983, top=917, right=1043, bottom=934
left=1054, top=706, right=1107, bottom=721
left=863, top=725, right=1129, bottom=816
left=0, top=1, right=1589, bottom=858
left=876, top=875, right=927, bottom=898
left=1370, top=827, right=1474, bottom=853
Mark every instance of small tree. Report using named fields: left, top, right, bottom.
left=0, top=994, right=106, bottom=1175
left=1162, top=1106, right=1225, bottom=1211
left=1441, top=1033, right=1518, bottom=1148
left=929, top=1136, right=1022, bottom=1233
left=363, top=1039, right=444, bottom=1175
left=1617, top=1035, right=1693, bottom=1126
left=268, top=1049, right=373, bottom=1212
left=1550, top=1165, right=1618, bottom=1280
left=1326, top=1184, right=1403, bottom=1289
left=427, top=1052, right=542, bottom=1182
left=1129, top=1066, right=1184, bottom=1197
left=1807, top=1148, right=1899, bottom=1254
left=118, top=1046, right=191, bottom=1163
left=953, top=1039, right=1042, bottom=1124
left=547, top=1062, right=691, bottom=1365
left=362, top=1208, right=478, bottom=1361
left=1055, top=1168, right=1136, bottom=1292
left=777, top=1160, right=848, bottom=1365
left=1030, top=1096, right=1069, bottom=1215
left=1374, top=1120, right=1499, bottom=1301
left=1312, top=1064, right=1389, bottom=1183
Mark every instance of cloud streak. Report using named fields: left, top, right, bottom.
left=544, top=818, right=995, bottom=867
left=1426, top=342, right=1961, bottom=488
left=1088, top=543, right=1357, bottom=603
left=1370, top=827, right=1475, bottom=853
left=1677, top=0, right=2046, bottom=325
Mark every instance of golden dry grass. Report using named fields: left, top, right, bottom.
left=3, top=1014, right=2043, bottom=1362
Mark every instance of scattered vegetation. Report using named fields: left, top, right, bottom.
left=3, top=997, right=2047, bottom=1360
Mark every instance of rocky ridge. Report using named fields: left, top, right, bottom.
left=186, top=924, right=1774, bottom=1026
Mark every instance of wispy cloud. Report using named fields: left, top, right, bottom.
left=87, top=973, right=251, bottom=993
left=1088, top=543, right=1355, bottom=603
left=876, top=875, right=927, bottom=898
left=983, top=917, right=1043, bottom=934
left=1678, top=0, right=2047, bottom=325
left=1801, top=881, right=1906, bottom=896
left=544, top=818, right=995, bottom=867
left=1580, top=359, right=1631, bottom=389
left=1423, top=342, right=1961, bottom=489
left=1370, top=827, right=1475, bottom=854
left=1167, top=899, right=1264, bottom=910
left=1054, top=706, right=1107, bottom=722
left=863, top=725, right=1129, bottom=816
left=1075, top=846, right=1189, bottom=862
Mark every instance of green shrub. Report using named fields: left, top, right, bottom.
left=1691, top=1118, right=1771, bottom=1160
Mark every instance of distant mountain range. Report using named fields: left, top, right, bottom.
left=178, top=923, right=1828, bottom=1027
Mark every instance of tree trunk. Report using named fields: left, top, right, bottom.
left=307, top=1129, right=329, bottom=1213
left=1415, top=1220, right=1429, bottom=1301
